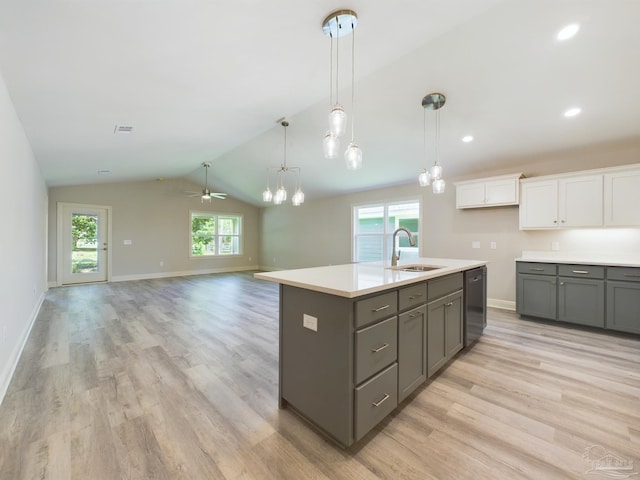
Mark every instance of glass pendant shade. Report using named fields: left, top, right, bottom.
left=291, top=188, right=305, bottom=206
left=418, top=169, right=431, bottom=187
left=323, top=131, right=340, bottom=159
left=432, top=178, right=446, bottom=194
left=429, top=164, right=442, bottom=180
left=262, top=187, right=272, bottom=202
left=345, top=142, right=362, bottom=170
left=274, top=185, right=287, bottom=205
left=329, top=104, right=347, bottom=137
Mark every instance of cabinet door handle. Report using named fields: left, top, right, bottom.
left=572, top=270, right=589, bottom=274
left=371, top=343, right=389, bottom=353
left=529, top=268, right=545, bottom=271
left=445, top=302, right=453, bottom=307
left=372, top=393, right=390, bottom=408
left=472, top=276, right=481, bottom=282
left=371, top=304, right=390, bottom=313
left=560, top=282, right=565, bottom=286
left=553, top=220, right=558, bottom=224
left=408, top=294, right=423, bottom=299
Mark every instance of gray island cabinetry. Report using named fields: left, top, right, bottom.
left=256, top=259, right=486, bottom=448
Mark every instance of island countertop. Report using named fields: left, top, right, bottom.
left=254, top=257, right=488, bottom=298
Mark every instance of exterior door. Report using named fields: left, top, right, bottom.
left=58, top=203, right=110, bottom=285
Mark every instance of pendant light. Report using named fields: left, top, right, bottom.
left=322, top=10, right=361, bottom=169
left=418, top=92, right=446, bottom=194
left=262, top=120, right=304, bottom=206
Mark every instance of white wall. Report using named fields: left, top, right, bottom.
left=259, top=142, right=640, bottom=307
left=48, top=180, right=260, bottom=284
left=0, top=71, right=48, bottom=405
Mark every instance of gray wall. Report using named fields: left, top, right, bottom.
left=48, top=179, right=260, bottom=284
left=259, top=141, right=640, bottom=306
left=0, top=70, right=48, bottom=402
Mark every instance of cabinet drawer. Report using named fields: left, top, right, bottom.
left=607, top=266, right=640, bottom=282
left=355, top=291, right=398, bottom=328
left=558, top=264, right=604, bottom=279
left=427, top=273, right=463, bottom=302
left=354, top=363, right=398, bottom=441
left=399, top=282, right=427, bottom=311
left=517, top=262, right=557, bottom=276
left=355, top=316, right=397, bottom=384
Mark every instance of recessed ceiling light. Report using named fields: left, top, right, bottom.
left=557, top=23, right=580, bottom=41
left=462, top=135, right=474, bottom=143
left=564, top=107, right=582, bottom=118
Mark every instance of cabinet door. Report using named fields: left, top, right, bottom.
left=445, top=292, right=463, bottom=359
left=516, top=273, right=557, bottom=319
left=519, top=180, right=558, bottom=228
left=558, top=277, right=605, bottom=327
left=426, top=298, right=447, bottom=378
left=604, top=169, right=640, bottom=226
left=456, top=182, right=485, bottom=208
left=558, top=175, right=603, bottom=227
left=606, top=281, right=640, bottom=334
left=485, top=178, right=518, bottom=206
left=398, top=306, right=426, bottom=402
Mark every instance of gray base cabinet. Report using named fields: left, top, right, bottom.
left=517, top=261, right=640, bottom=334
left=279, top=271, right=469, bottom=448
left=607, top=267, right=640, bottom=334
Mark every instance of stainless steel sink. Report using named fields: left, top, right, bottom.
left=392, top=265, right=445, bottom=272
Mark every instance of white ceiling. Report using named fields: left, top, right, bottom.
left=1, top=0, right=639, bottom=205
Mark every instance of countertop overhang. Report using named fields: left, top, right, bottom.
left=254, top=258, right=488, bottom=298
left=516, top=251, right=640, bottom=268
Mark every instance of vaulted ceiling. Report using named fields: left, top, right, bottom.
left=1, top=0, right=639, bottom=205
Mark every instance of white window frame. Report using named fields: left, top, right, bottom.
left=352, top=199, right=422, bottom=263
left=190, top=211, right=243, bottom=257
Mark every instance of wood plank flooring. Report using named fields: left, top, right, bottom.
left=0, top=271, right=638, bottom=479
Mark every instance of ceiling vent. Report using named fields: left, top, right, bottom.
left=113, top=125, right=133, bottom=134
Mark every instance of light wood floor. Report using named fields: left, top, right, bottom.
left=0, top=272, right=638, bottom=479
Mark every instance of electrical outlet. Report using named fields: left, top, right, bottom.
left=551, top=241, right=560, bottom=251
left=159, top=261, right=164, bottom=267
left=472, top=241, right=481, bottom=249
left=303, top=314, right=318, bottom=332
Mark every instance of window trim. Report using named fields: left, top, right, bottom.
left=189, top=210, right=243, bottom=258
left=351, top=199, right=422, bottom=263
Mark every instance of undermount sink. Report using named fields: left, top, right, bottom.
left=391, top=264, right=445, bottom=272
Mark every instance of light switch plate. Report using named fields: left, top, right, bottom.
left=303, top=314, right=318, bottom=332
left=472, top=241, right=481, bottom=249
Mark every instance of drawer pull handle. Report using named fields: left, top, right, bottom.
left=371, top=343, right=389, bottom=353
left=572, top=270, right=589, bottom=274
left=372, top=394, right=390, bottom=408
left=372, top=304, right=390, bottom=313
left=408, top=294, right=423, bottom=299
left=623, top=274, right=640, bottom=278
left=409, top=312, right=421, bottom=318
left=445, top=302, right=453, bottom=307
left=530, top=268, right=545, bottom=271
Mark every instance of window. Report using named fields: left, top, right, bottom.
left=190, top=212, right=242, bottom=257
left=353, top=201, right=420, bottom=262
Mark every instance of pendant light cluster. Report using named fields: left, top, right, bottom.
left=322, top=9, right=362, bottom=170
left=262, top=120, right=305, bottom=206
left=418, top=92, right=447, bottom=194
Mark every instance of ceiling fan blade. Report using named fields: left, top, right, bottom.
left=211, top=193, right=227, bottom=199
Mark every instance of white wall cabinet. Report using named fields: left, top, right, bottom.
left=604, top=169, right=640, bottom=226
left=519, top=175, right=603, bottom=229
left=455, top=173, right=522, bottom=209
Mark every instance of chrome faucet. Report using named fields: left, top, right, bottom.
left=391, top=227, right=416, bottom=266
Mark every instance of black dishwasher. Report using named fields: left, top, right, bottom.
left=464, top=266, right=486, bottom=346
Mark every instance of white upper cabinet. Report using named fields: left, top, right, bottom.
left=520, top=175, right=603, bottom=229
left=455, top=174, right=522, bottom=209
left=604, top=168, right=640, bottom=226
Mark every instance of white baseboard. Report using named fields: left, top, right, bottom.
left=488, top=298, right=516, bottom=311
left=257, top=265, right=283, bottom=272
left=0, top=292, right=44, bottom=407
left=109, top=265, right=261, bottom=283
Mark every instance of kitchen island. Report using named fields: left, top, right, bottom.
left=255, top=257, right=487, bottom=447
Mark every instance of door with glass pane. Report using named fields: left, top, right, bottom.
left=59, top=203, right=110, bottom=285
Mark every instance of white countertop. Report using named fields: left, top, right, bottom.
left=254, top=257, right=488, bottom=298
left=517, top=251, right=640, bottom=267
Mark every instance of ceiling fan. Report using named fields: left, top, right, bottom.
left=186, top=162, right=227, bottom=202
